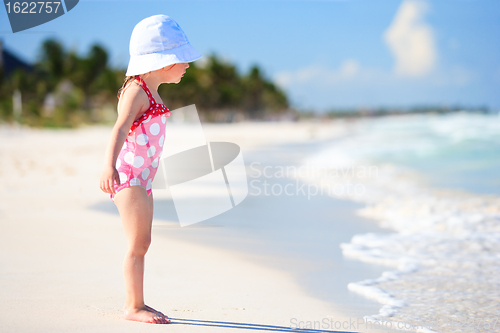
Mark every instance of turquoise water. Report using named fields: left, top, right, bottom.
left=302, top=112, right=500, bottom=330
left=382, top=138, right=500, bottom=195
left=350, top=112, right=500, bottom=195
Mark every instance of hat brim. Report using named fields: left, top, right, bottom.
left=126, top=42, right=202, bottom=76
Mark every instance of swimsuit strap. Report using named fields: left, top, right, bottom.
left=128, top=76, right=171, bottom=134
left=135, top=76, right=156, bottom=107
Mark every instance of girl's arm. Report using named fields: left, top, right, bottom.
left=99, top=84, right=149, bottom=194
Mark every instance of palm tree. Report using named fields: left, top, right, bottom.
left=38, top=39, right=65, bottom=91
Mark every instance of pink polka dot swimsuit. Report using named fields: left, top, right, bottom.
left=111, top=76, right=172, bottom=201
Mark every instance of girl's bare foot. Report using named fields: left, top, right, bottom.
left=145, top=305, right=170, bottom=323
left=124, top=306, right=170, bottom=324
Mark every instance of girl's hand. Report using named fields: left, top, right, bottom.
left=100, top=166, right=120, bottom=194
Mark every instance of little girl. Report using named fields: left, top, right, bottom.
left=99, top=15, right=201, bottom=324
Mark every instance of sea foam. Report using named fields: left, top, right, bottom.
left=293, top=113, right=500, bottom=333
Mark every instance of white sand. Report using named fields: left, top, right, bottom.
left=0, top=121, right=390, bottom=332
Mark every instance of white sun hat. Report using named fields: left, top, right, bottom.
left=126, top=14, right=202, bottom=76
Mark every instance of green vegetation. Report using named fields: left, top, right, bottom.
left=325, top=105, right=492, bottom=119
left=0, top=39, right=290, bottom=127
left=158, top=54, right=289, bottom=122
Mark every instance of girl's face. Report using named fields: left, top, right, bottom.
left=161, top=63, right=189, bottom=84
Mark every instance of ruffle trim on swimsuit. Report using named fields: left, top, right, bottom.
left=129, top=76, right=172, bottom=134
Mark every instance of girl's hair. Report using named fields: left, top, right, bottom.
left=117, top=71, right=155, bottom=99
left=117, top=75, right=138, bottom=99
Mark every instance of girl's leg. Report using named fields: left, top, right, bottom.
left=113, top=186, right=169, bottom=324
left=144, top=193, right=170, bottom=321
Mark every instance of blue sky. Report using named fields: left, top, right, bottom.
left=1, top=0, right=499, bottom=111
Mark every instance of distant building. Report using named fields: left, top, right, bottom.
left=0, top=40, right=34, bottom=77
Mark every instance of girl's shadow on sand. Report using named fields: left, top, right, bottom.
left=168, top=317, right=355, bottom=332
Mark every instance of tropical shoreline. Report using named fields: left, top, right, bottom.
left=0, top=121, right=403, bottom=332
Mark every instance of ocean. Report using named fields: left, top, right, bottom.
left=296, top=112, right=500, bottom=333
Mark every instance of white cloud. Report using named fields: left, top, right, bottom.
left=384, top=0, right=437, bottom=77
left=272, top=1, right=474, bottom=110
left=273, top=59, right=475, bottom=110
left=274, top=59, right=362, bottom=88
left=339, top=59, right=360, bottom=78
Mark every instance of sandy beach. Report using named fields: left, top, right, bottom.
left=0, top=121, right=399, bottom=333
